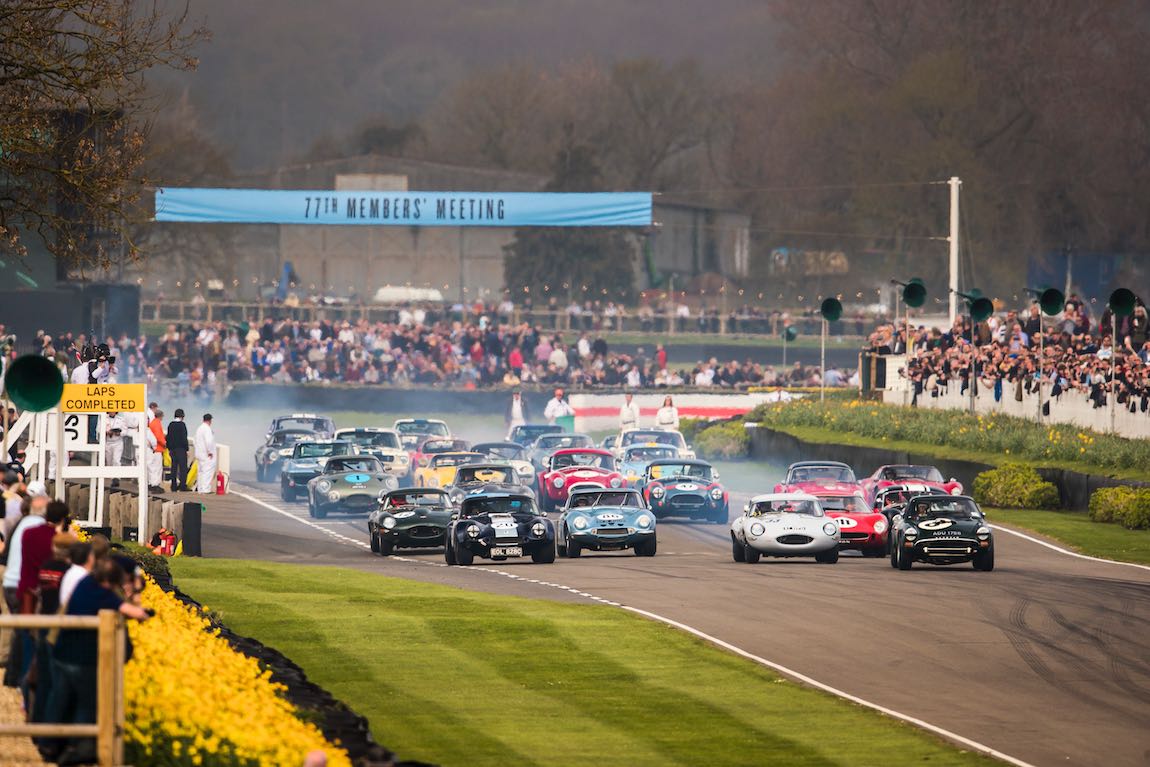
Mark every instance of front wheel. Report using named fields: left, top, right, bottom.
left=815, top=548, right=839, bottom=564
left=890, top=541, right=900, bottom=568
left=565, top=531, right=582, bottom=559
left=281, top=484, right=295, bottom=503
left=256, top=464, right=265, bottom=483
left=379, top=537, right=395, bottom=557
left=743, top=543, right=761, bottom=564
left=634, top=537, right=657, bottom=557
left=444, top=536, right=458, bottom=565
left=711, top=505, right=728, bottom=525
left=455, top=544, right=474, bottom=566
left=532, top=543, right=556, bottom=564
left=897, top=542, right=913, bottom=570
left=972, top=543, right=995, bottom=571
left=731, top=534, right=746, bottom=562
left=369, top=529, right=380, bottom=553
left=314, top=503, right=327, bottom=520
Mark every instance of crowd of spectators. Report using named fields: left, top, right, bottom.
left=24, top=315, right=856, bottom=398
left=866, top=293, right=1150, bottom=412
left=0, top=475, right=152, bottom=764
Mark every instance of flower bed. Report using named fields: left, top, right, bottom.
left=748, top=399, right=1150, bottom=474
left=125, top=576, right=353, bottom=767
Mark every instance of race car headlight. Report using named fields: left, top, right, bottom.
left=317, top=480, right=332, bottom=493
left=278, top=448, right=294, bottom=457
left=531, top=522, right=546, bottom=537
left=650, top=485, right=665, bottom=498
left=609, top=476, right=622, bottom=488
left=749, top=522, right=766, bottom=537
left=710, top=487, right=724, bottom=500
left=517, top=465, right=534, bottom=476
left=396, top=454, right=410, bottom=464
left=822, top=523, right=838, bottom=536
left=553, top=476, right=565, bottom=489
left=385, top=476, right=399, bottom=489
left=636, top=514, right=652, bottom=528
left=904, top=527, right=918, bottom=539
left=466, top=524, right=480, bottom=539
left=382, top=516, right=397, bottom=529
left=327, top=491, right=341, bottom=502
left=428, top=477, right=439, bottom=487
left=449, top=489, right=464, bottom=504
left=976, top=526, right=991, bottom=540
left=572, top=516, right=589, bottom=530
left=950, top=487, right=962, bottom=495
left=873, top=520, right=888, bottom=534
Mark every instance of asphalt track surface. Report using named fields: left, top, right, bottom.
left=200, top=473, right=1150, bottom=767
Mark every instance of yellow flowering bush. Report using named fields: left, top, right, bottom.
left=125, top=578, right=352, bottom=767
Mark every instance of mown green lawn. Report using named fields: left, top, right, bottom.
left=989, top=508, right=1150, bottom=565
left=171, top=559, right=998, bottom=767
left=772, top=423, right=1150, bottom=483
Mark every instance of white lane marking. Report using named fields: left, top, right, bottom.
left=991, top=524, right=1150, bottom=573
left=226, top=483, right=1036, bottom=763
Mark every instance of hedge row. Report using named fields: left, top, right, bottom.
left=1088, top=487, right=1150, bottom=530
left=972, top=464, right=1060, bottom=509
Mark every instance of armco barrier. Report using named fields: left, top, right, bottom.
left=747, top=424, right=1150, bottom=510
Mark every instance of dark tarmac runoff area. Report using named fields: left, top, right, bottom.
left=201, top=469, right=1150, bottom=767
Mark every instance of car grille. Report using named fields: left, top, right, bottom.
left=594, top=528, right=632, bottom=536
left=776, top=534, right=813, bottom=545
left=376, top=455, right=394, bottom=463
left=406, top=525, right=443, bottom=539
left=919, top=539, right=978, bottom=557
left=841, top=532, right=870, bottom=541
left=670, top=495, right=704, bottom=507
left=341, top=496, right=375, bottom=509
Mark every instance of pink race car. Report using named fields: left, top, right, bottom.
left=860, top=465, right=962, bottom=505
left=814, top=490, right=889, bottom=558
left=774, top=461, right=861, bottom=496
left=537, top=448, right=626, bottom=512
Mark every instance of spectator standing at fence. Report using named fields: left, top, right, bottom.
left=504, top=391, right=530, bottom=438
left=619, top=392, right=641, bottom=432
left=654, top=396, right=680, bottom=431
left=194, top=413, right=217, bottom=494
left=167, top=409, right=190, bottom=492
left=42, top=557, right=152, bottom=764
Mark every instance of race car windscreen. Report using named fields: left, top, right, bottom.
left=431, top=454, right=473, bottom=467
left=817, top=495, right=870, bottom=514
left=387, top=492, right=450, bottom=509
left=456, top=466, right=515, bottom=484
left=296, top=442, right=351, bottom=458
left=396, top=421, right=450, bottom=437
left=625, top=446, right=678, bottom=462
left=475, top=444, right=525, bottom=461
left=551, top=452, right=613, bottom=470
left=423, top=439, right=460, bottom=454
left=569, top=491, right=642, bottom=508
left=751, top=499, right=824, bottom=517
left=326, top=457, right=383, bottom=474
left=788, top=465, right=856, bottom=483
left=881, top=465, right=944, bottom=482
left=909, top=498, right=980, bottom=519
left=270, top=430, right=313, bottom=447
left=514, top=425, right=561, bottom=440
left=279, top=417, right=331, bottom=432
left=536, top=434, right=593, bottom=450
left=346, top=432, right=401, bottom=449
left=649, top=463, right=712, bottom=480
left=461, top=496, right=537, bottom=517
left=623, top=431, right=685, bottom=448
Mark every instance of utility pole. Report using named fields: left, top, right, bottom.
left=948, top=176, right=962, bottom=326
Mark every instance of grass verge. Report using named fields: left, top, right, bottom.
left=989, top=508, right=1150, bottom=565
left=170, top=558, right=998, bottom=767
left=764, top=423, right=1150, bottom=483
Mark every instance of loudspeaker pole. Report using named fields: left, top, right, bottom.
left=948, top=176, right=961, bottom=327
left=820, top=317, right=827, bottom=403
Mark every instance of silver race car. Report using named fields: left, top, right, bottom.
left=730, top=492, right=841, bottom=564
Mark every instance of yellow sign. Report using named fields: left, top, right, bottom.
left=61, top=384, right=147, bottom=413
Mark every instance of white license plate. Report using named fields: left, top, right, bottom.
left=490, top=546, right=522, bottom=558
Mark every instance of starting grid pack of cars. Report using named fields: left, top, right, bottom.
left=254, top=413, right=995, bottom=571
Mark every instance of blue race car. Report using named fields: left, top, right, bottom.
left=557, top=487, right=657, bottom=558
left=617, top=443, right=680, bottom=485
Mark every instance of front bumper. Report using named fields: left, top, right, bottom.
left=457, top=535, right=552, bottom=559
left=316, top=493, right=379, bottom=513
left=838, top=530, right=888, bottom=550
left=747, top=534, right=838, bottom=556
left=284, top=470, right=321, bottom=487
left=570, top=528, right=653, bottom=551
left=905, top=536, right=987, bottom=564
left=386, top=523, right=448, bottom=548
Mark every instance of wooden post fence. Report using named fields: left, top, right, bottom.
left=0, top=610, right=125, bottom=766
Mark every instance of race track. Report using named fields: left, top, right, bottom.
left=199, top=473, right=1150, bottom=767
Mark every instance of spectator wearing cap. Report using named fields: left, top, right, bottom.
left=543, top=388, right=574, bottom=424
left=166, top=409, right=190, bottom=492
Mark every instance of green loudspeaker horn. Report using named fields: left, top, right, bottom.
left=892, top=278, right=927, bottom=308
left=955, top=290, right=995, bottom=323
left=781, top=325, right=798, bottom=342
left=3, top=355, right=65, bottom=412
left=1039, top=288, right=1065, bottom=316
left=820, top=297, right=843, bottom=322
left=1109, top=288, right=1136, bottom=317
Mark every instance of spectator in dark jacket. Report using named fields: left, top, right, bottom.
left=166, top=409, right=190, bottom=491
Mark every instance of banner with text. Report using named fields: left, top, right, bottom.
left=154, top=188, right=653, bottom=227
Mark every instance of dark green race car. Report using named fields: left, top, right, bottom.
left=305, top=455, right=399, bottom=519
left=889, top=494, right=995, bottom=571
left=368, top=488, right=454, bottom=555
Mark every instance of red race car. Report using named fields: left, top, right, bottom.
left=814, top=490, right=889, bottom=557
left=860, top=464, right=962, bottom=505
left=774, top=461, right=861, bottom=496
left=537, top=448, right=625, bottom=512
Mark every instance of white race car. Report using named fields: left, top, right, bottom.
left=730, top=492, right=841, bottom=564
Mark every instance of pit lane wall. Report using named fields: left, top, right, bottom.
left=747, top=423, right=1150, bottom=511
left=880, top=370, right=1150, bottom=440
